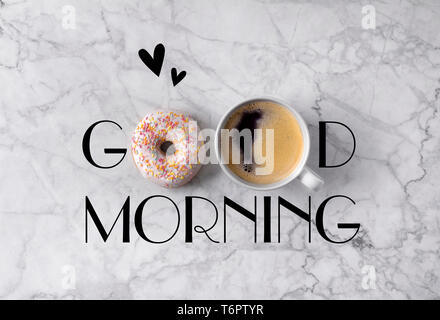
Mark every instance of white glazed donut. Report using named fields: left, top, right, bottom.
left=131, top=110, right=202, bottom=188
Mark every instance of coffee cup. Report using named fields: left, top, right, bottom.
left=215, top=97, right=323, bottom=191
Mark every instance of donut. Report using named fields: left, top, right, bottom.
left=131, top=110, right=202, bottom=188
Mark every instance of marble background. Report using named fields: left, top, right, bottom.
left=0, top=0, right=439, bottom=299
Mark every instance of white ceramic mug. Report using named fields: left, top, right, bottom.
left=215, top=97, right=324, bottom=191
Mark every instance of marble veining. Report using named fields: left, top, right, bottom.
left=0, top=0, right=439, bottom=299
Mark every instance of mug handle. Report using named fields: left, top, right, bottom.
left=298, top=166, right=324, bottom=190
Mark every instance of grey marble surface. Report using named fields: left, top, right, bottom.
left=0, top=0, right=439, bottom=299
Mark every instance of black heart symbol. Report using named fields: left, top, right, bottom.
left=138, top=44, right=165, bottom=77
left=171, top=68, right=186, bottom=87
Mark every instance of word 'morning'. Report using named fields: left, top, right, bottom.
left=85, top=195, right=360, bottom=244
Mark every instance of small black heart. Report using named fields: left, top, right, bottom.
left=171, top=68, right=186, bottom=87
left=138, top=44, right=165, bottom=77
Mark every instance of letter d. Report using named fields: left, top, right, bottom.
left=319, top=121, right=356, bottom=168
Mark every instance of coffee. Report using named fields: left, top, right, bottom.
left=222, top=100, right=304, bottom=184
